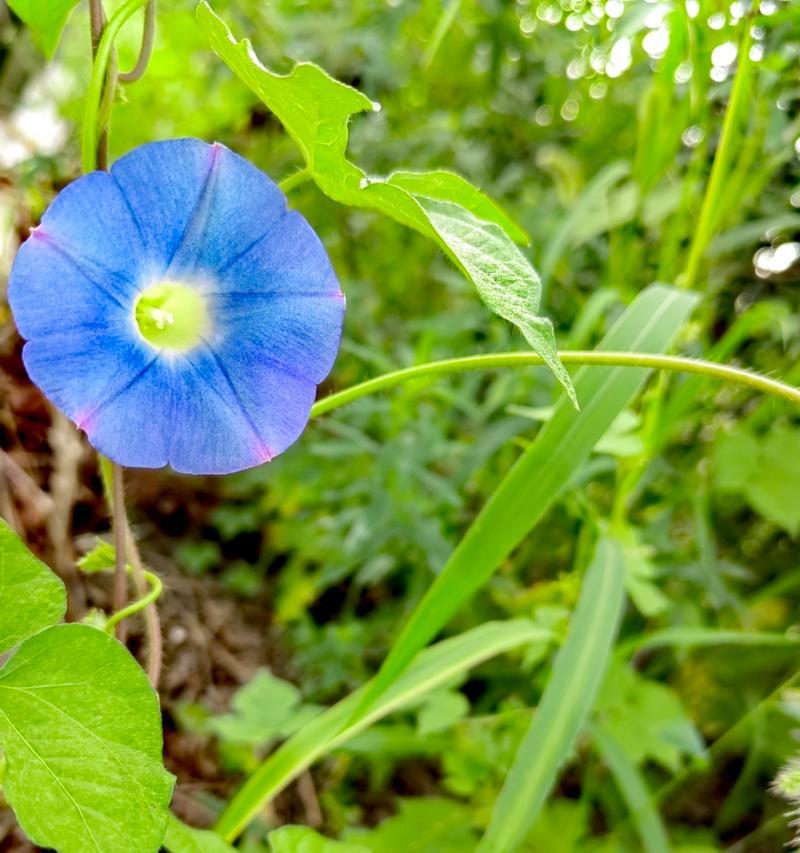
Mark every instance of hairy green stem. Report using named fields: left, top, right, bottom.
left=81, top=0, right=149, bottom=173
left=310, top=351, right=800, bottom=419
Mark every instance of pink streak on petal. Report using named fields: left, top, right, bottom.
left=30, top=226, right=53, bottom=244
left=73, top=410, right=95, bottom=431
left=257, top=442, right=275, bottom=463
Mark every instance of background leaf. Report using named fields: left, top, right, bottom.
left=712, top=423, right=800, bottom=535
left=0, top=624, right=174, bottom=853
left=0, top=518, right=65, bottom=654
left=269, top=825, right=369, bottom=852
left=345, top=797, right=479, bottom=852
left=358, top=284, right=697, bottom=716
left=210, top=669, right=321, bottom=746
left=163, top=814, right=235, bottom=853
left=6, top=0, right=80, bottom=57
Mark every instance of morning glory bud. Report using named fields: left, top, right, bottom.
left=8, top=139, right=345, bottom=474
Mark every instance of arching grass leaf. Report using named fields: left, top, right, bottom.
left=356, top=284, right=696, bottom=719
left=478, top=537, right=627, bottom=852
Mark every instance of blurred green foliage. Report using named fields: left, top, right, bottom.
left=2, top=0, right=800, bottom=849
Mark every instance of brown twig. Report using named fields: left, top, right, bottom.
left=296, top=771, right=323, bottom=828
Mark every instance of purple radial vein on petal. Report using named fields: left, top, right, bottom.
left=214, top=213, right=288, bottom=278
left=181, top=345, right=275, bottom=463
left=109, top=173, right=149, bottom=253
left=165, top=142, right=223, bottom=271
left=29, top=229, right=130, bottom=311
left=75, top=354, right=160, bottom=431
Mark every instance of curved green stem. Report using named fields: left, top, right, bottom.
left=311, top=351, right=800, bottom=418
left=105, top=568, right=163, bottom=636
left=278, top=167, right=311, bottom=193
left=81, top=0, right=148, bottom=173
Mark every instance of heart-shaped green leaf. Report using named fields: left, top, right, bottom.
left=0, top=624, right=174, bottom=853
left=0, top=518, right=65, bottom=653
left=7, top=0, right=80, bottom=58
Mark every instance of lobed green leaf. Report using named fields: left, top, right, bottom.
left=195, top=1, right=574, bottom=401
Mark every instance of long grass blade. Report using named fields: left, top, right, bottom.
left=477, top=536, right=627, bottom=852
left=215, top=620, right=552, bottom=840
left=588, top=721, right=671, bottom=853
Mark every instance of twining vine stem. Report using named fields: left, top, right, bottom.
left=105, top=565, right=163, bottom=639
left=86, top=0, right=162, bottom=686
left=82, top=0, right=149, bottom=173
left=118, top=0, right=156, bottom=83
left=310, top=351, right=800, bottom=418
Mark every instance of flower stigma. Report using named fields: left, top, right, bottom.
left=134, top=281, right=209, bottom=351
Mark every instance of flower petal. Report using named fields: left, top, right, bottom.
left=167, top=347, right=316, bottom=474
left=21, top=328, right=174, bottom=467
left=167, top=143, right=287, bottom=278
left=80, top=359, right=175, bottom=468
left=110, top=139, right=287, bottom=278
left=29, top=171, right=146, bottom=300
left=215, top=293, right=345, bottom=385
left=110, top=138, right=218, bottom=272
left=8, top=235, right=127, bottom=341
left=211, top=211, right=341, bottom=298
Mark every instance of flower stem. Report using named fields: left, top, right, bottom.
left=111, top=463, right=128, bottom=642
left=311, top=351, right=800, bottom=418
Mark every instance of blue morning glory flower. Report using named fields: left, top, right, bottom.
left=9, top=139, right=345, bottom=474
